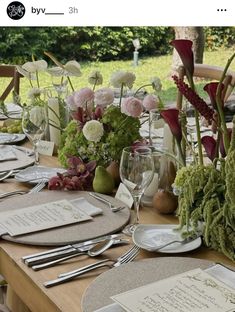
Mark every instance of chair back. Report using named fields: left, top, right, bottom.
left=176, top=63, right=235, bottom=110
left=0, top=65, right=22, bottom=102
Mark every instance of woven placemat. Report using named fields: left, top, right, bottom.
left=0, top=191, right=130, bottom=246
left=81, top=257, right=213, bottom=312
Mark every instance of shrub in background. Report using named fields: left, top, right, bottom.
left=0, top=27, right=234, bottom=64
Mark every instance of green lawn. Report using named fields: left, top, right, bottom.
left=1, top=49, right=235, bottom=106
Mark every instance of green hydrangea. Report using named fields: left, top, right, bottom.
left=58, top=105, right=141, bottom=167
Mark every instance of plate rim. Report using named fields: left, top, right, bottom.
left=0, top=133, right=26, bottom=144
left=132, top=223, right=202, bottom=253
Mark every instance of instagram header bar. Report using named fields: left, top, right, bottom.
left=0, top=0, right=234, bottom=26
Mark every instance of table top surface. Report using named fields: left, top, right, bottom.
left=0, top=146, right=234, bottom=312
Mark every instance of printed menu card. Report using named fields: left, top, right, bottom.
left=112, top=268, right=235, bottom=312
left=0, top=198, right=102, bottom=236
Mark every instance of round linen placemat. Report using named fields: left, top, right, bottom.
left=81, top=257, right=213, bottom=312
left=0, top=191, right=130, bottom=246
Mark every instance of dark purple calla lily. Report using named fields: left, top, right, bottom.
left=171, top=39, right=194, bottom=78
left=201, top=136, right=217, bottom=161
left=160, top=108, right=182, bottom=143
left=204, top=82, right=224, bottom=110
left=220, top=128, right=232, bottom=157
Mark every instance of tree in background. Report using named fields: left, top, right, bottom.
left=172, top=27, right=205, bottom=73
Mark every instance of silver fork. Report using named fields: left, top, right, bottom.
left=150, top=236, right=200, bottom=251
left=0, top=179, right=47, bottom=199
left=28, top=179, right=47, bottom=194
left=43, top=245, right=140, bottom=288
left=89, top=192, right=126, bottom=212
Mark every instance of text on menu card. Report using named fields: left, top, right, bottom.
left=0, top=199, right=92, bottom=236
left=112, top=268, right=235, bottom=312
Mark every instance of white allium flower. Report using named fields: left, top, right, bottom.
left=150, top=77, right=162, bottom=92
left=27, top=88, right=42, bottom=99
left=82, top=120, right=104, bottom=143
left=88, top=71, right=103, bottom=86
left=94, top=88, right=114, bottom=107
left=110, top=71, right=136, bottom=89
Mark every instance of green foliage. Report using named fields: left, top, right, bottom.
left=1, top=27, right=235, bottom=64
left=204, top=27, right=235, bottom=50
left=0, top=27, right=173, bottom=63
left=175, top=159, right=235, bottom=261
left=0, top=27, right=58, bottom=63
left=58, top=106, right=141, bottom=168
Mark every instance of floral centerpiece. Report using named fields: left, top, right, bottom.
left=160, top=39, right=235, bottom=261
left=13, top=53, right=162, bottom=191
left=57, top=69, right=161, bottom=168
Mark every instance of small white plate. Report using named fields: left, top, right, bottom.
left=0, top=133, right=26, bottom=144
left=15, top=165, right=66, bottom=184
left=133, top=224, right=201, bottom=253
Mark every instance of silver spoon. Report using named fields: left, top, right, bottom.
left=31, top=238, right=128, bottom=271
left=0, top=169, right=22, bottom=182
left=87, top=238, right=115, bottom=257
left=0, top=170, right=14, bottom=181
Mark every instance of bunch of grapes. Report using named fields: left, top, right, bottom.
left=0, top=120, right=23, bottom=133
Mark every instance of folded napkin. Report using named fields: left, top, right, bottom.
left=70, top=197, right=103, bottom=216
left=0, top=146, right=17, bottom=162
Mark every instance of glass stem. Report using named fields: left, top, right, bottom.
left=133, top=194, right=142, bottom=225
left=34, top=142, right=39, bottom=165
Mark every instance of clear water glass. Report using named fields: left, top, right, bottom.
left=119, top=146, right=154, bottom=235
left=22, top=105, right=48, bottom=165
left=149, top=109, right=164, bottom=149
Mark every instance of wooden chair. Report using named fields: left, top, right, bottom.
left=176, top=63, right=235, bottom=110
left=0, top=65, right=22, bottom=102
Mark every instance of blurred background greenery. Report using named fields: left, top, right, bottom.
left=0, top=27, right=235, bottom=104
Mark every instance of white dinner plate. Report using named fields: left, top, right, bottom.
left=132, top=224, right=202, bottom=253
left=15, top=165, right=66, bottom=184
left=0, top=133, right=26, bottom=144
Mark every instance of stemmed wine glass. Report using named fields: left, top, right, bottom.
left=22, top=105, right=48, bottom=165
left=119, top=146, right=154, bottom=235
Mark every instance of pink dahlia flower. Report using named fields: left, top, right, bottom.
left=94, top=88, right=114, bottom=107
left=121, top=96, right=143, bottom=118
left=66, top=88, right=94, bottom=111
left=143, top=94, right=159, bottom=111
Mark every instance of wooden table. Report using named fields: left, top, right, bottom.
left=0, top=152, right=234, bottom=312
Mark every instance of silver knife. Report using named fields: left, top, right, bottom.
left=22, top=233, right=122, bottom=263
left=25, top=237, right=128, bottom=268
left=31, top=238, right=129, bottom=271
